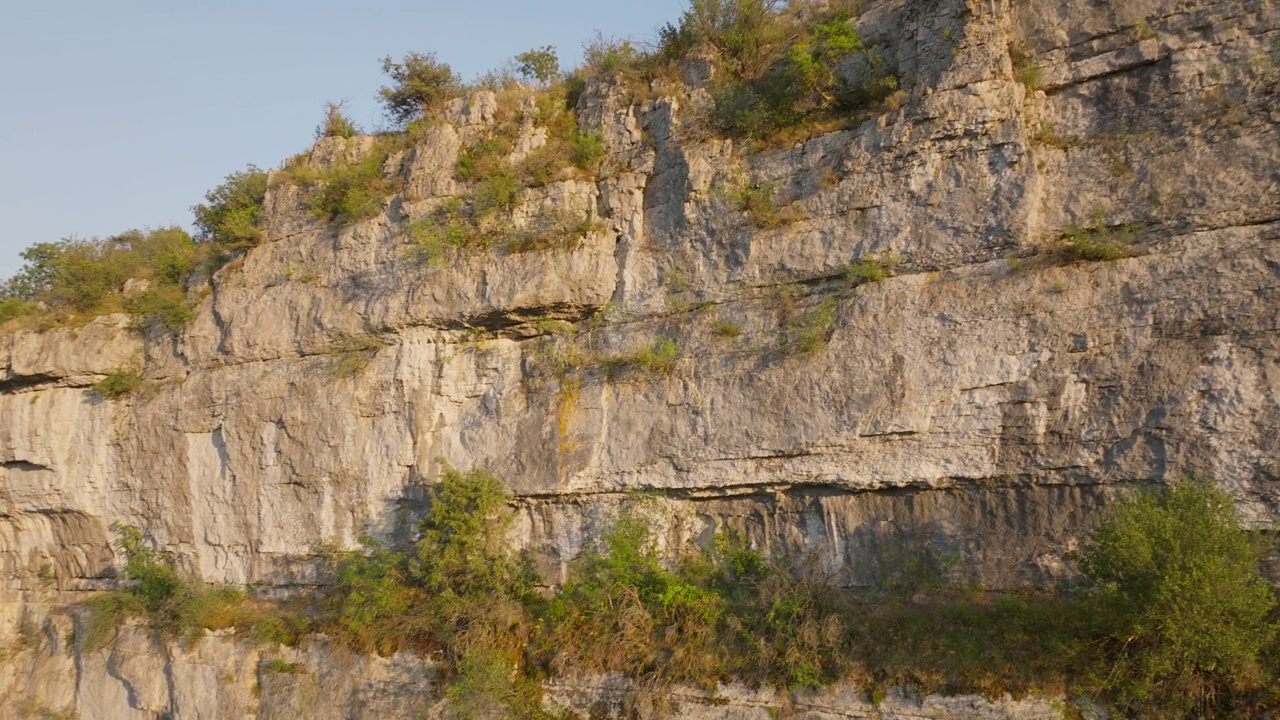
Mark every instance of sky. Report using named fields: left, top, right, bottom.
left=0, top=0, right=688, bottom=280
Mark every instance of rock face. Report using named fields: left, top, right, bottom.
left=2, top=0, right=1279, bottom=716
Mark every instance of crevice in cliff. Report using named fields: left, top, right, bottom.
left=511, top=471, right=1111, bottom=506
left=2, top=460, right=52, bottom=473
left=0, top=373, right=91, bottom=394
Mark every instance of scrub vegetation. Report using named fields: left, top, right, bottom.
left=82, top=476, right=1280, bottom=719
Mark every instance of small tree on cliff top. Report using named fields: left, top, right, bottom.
left=378, top=52, right=461, bottom=126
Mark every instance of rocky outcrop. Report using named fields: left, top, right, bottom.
left=2, top=0, right=1279, bottom=715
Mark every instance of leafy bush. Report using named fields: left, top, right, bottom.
left=316, top=101, right=359, bottom=139
left=93, top=369, right=143, bottom=399
left=659, top=0, right=789, bottom=79
left=471, top=173, right=521, bottom=218
left=1060, top=218, right=1140, bottom=262
left=284, top=142, right=398, bottom=224
left=0, top=227, right=208, bottom=332
left=569, top=129, right=605, bottom=170
left=515, top=46, right=560, bottom=86
left=0, top=294, right=35, bottom=325
left=731, top=182, right=781, bottom=228
left=844, top=254, right=898, bottom=286
left=714, top=320, right=741, bottom=339
left=379, top=52, right=462, bottom=125
left=581, top=32, right=639, bottom=79
left=601, top=336, right=679, bottom=378
left=1079, top=481, right=1277, bottom=718
left=83, top=524, right=292, bottom=650
left=325, top=468, right=536, bottom=683
left=780, top=298, right=837, bottom=354
left=192, top=166, right=269, bottom=250
left=455, top=136, right=513, bottom=182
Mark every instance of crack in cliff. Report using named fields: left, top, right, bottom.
left=0, top=373, right=92, bottom=394
left=511, top=471, right=1108, bottom=506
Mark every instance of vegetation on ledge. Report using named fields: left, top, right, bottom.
left=82, top=476, right=1280, bottom=719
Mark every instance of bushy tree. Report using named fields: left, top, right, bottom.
left=515, top=46, right=560, bottom=86
left=378, top=52, right=461, bottom=126
left=1081, top=481, right=1277, bottom=717
left=660, top=0, right=788, bottom=79
left=191, top=166, right=268, bottom=249
left=315, top=100, right=358, bottom=139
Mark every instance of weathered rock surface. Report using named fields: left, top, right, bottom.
left=2, top=0, right=1279, bottom=715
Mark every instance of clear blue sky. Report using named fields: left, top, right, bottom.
left=0, top=0, right=687, bottom=280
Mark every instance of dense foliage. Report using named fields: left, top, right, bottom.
left=84, top=473, right=1279, bottom=719
left=378, top=51, right=462, bottom=126
left=1080, top=481, right=1277, bottom=718
left=191, top=165, right=269, bottom=250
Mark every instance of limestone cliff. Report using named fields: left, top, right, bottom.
left=2, top=0, right=1279, bottom=716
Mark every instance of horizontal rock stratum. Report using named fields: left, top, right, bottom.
left=2, top=0, right=1278, bottom=717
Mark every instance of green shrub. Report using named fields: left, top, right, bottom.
left=93, top=370, right=143, bottom=399
left=1060, top=216, right=1140, bottom=262
left=82, top=524, right=279, bottom=650
left=378, top=52, right=462, bottom=126
left=471, top=173, right=521, bottom=218
left=324, top=466, right=536, bottom=677
left=714, top=320, right=741, bottom=339
left=1080, top=481, right=1277, bottom=718
left=844, top=254, right=898, bottom=286
left=780, top=298, right=836, bottom=354
left=581, top=32, right=639, bottom=79
left=407, top=203, right=475, bottom=266
left=537, top=512, right=727, bottom=683
left=731, top=182, right=781, bottom=228
left=127, top=285, right=195, bottom=331
left=0, top=295, right=35, bottom=325
left=455, top=136, right=513, bottom=182
left=660, top=0, right=789, bottom=80
left=569, top=130, right=605, bottom=170
left=192, top=166, right=269, bottom=250
left=316, top=101, right=359, bottom=139
left=1009, top=46, right=1044, bottom=91
left=504, top=207, right=598, bottom=255
left=0, top=227, right=207, bottom=331
left=601, top=336, right=679, bottom=378
left=515, top=46, right=561, bottom=86
left=301, top=144, right=398, bottom=224
left=262, top=659, right=307, bottom=674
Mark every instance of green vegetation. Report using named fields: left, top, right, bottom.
left=92, top=369, right=143, bottom=400
left=601, top=335, right=679, bottom=378
left=323, top=468, right=543, bottom=717
left=192, top=166, right=269, bottom=251
left=282, top=140, right=400, bottom=224
left=1060, top=216, right=1141, bottom=263
left=325, top=334, right=388, bottom=379
left=83, top=524, right=303, bottom=651
left=81, top=476, right=1278, bottom=718
left=378, top=52, right=462, bottom=126
left=316, top=101, right=359, bottom=139
left=0, top=227, right=213, bottom=332
left=732, top=181, right=782, bottom=228
left=780, top=298, right=837, bottom=354
left=844, top=253, right=898, bottom=286
left=673, top=2, right=899, bottom=139
left=262, top=658, right=308, bottom=674
left=1079, top=481, right=1276, bottom=718
left=714, top=320, right=742, bottom=339
left=1010, top=45, right=1044, bottom=91
left=515, top=46, right=560, bottom=86
left=408, top=198, right=598, bottom=266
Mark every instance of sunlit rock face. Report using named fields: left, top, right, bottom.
left=3, top=0, right=1279, bottom=715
